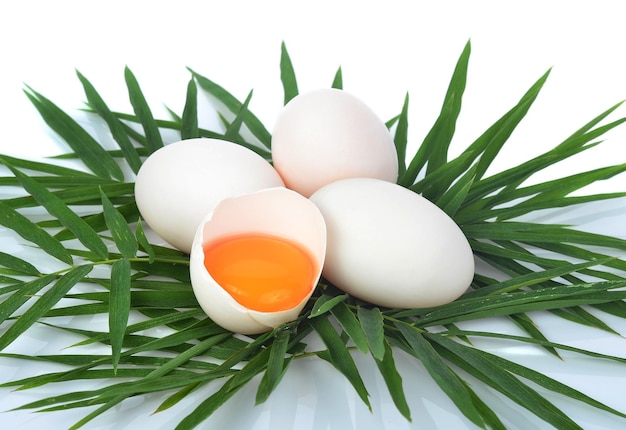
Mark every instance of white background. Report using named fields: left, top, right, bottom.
left=1, top=1, right=626, bottom=429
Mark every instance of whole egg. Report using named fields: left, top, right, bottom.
left=271, top=88, right=398, bottom=197
left=309, top=178, right=474, bottom=308
left=134, top=138, right=284, bottom=253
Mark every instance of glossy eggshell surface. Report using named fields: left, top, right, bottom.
left=271, top=88, right=398, bottom=197
left=309, top=178, right=474, bottom=308
left=189, top=187, right=326, bottom=334
left=134, top=138, right=284, bottom=254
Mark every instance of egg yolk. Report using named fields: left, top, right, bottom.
left=203, top=234, right=316, bottom=312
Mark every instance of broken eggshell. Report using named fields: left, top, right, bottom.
left=189, top=187, right=326, bottom=334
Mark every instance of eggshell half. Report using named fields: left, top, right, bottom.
left=271, top=88, right=398, bottom=197
left=190, top=187, right=326, bottom=334
left=309, top=178, right=474, bottom=308
left=134, top=138, right=284, bottom=254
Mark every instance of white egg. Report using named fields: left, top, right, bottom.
left=189, top=187, right=326, bottom=334
left=134, top=138, right=284, bottom=254
left=309, top=178, right=474, bottom=308
left=271, top=88, right=398, bottom=197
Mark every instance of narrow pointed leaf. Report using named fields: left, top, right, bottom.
left=76, top=70, right=142, bottom=174
left=23, top=87, right=124, bottom=181
left=224, top=90, right=253, bottom=142
left=308, top=293, right=347, bottom=318
left=374, top=341, right=412, bottom=421
left=396, top=322, right=485, bottom=428
left=357, top=306, right=385, bottom=361
left=0, top=265, right=92, bottom=351
left=0, top=274, right=56, bottom=325
left=0, top=253, right=39, bottom=275
left=181, top=77, right=199, bottom=139
left=330, top=302, right=369, bottom=354
left=331, top=66, right=343, bottom=89
left=125, top=66, right=164, bottom=153
left=190, top=68, right=271, bottom=148
left=135, top=219, right=155, bottom=263
left=402, top=40, right=470, bottom=185
left=5, top=164, right=108, bottom=259
left=394, top=93, right=409, bottom=178
left=109, top=258, right=131, bottom=372
left=100, top=188, right=137, bottom=258
left=255, top=329, right=291, bottom=405
left=310, top=316, right=371, bottom=410
left=280, top=41, right=298, bottom=105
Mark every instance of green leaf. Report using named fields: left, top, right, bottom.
left=280, top=41, right=298, bottom=105
left=190, top=68, right=271, bottom=148
left=5, top=164, right=109, bottom=259
left=0, top=202, right=72, bottom=265
left=401, top=40, right=470, bottom=186
left=100, top=188, right=137, bottom=258
left=0, top=265, right=92, bottom=351
left=331, top=66, right=343, bottom=89
left=224, top=90, right=253, bottom=142
left=76, top=70, right=143, bottom=174
left=135, top=219, right=155, bottom=263
left=109, top=258, right=131, bottom=373
left=181, top=76, right=199, bottom=139
left=395, top=322, right=485, bottom=428
left=0, top=252, right=39, bottom=275
left=394, top=92, right=409, bottom=178
left=125, top=66, right=164, bottom=153
left=428, top=333, right=587, bottom=429
left=310, top=316, right=371, bottom=411
left=373, top=341, right=412, bottom=421
left=23, top=87, right=125, bottom=181
left=357, top=306, right=385, bottom=361
left=255, top=329, right=291, bottom=405
left=330, top=302, right=369, bottom=354
left=308, top=293, right=348, bottom=317
left=0, top=274, right=56, bottom=325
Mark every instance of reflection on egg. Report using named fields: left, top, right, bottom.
left=134, top=138, right=284, bottom=253
left=271, top=88, right=398, bottom=197
left=189, top=187, right=326, bottom=334
left=310, top=178, right=474, bottom=308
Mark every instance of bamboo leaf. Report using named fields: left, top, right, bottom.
left=0, top=202, right=73, bottom=265
left=395, top=322, right=485, bottom=428
left=190, top=68, right=272, bottom=148
left=331, top=66, right=343, bottom=89
left=394, top=92, right=409, bottom=178
left=0, top=252, right=39, bottom=275
left=357, top=306, right=385, bottom=361
left=76, top=70, right=143, bottom=174
left=100, top=188, right=137, bottom=258
left=109, top=258, right=131, bottom=372
left=330, top=301, right=369, bottom=354
left=125, top=66, right=164, bottom=153
left=135, top=219, right=155, bottom=263
left=280, top=41, right=298, bottom=105
left=255, top=329, right=291, bottom=405
left=224, top=90, right=253, bottom=142
left=0, top=265, right=92, bottom=351
left=310, top=316, right=371, bottom=411
left=5, top=164, right=109, bottom=259
left=401, top=40, right=470, bottom=185
left=308, top=293, right=348, bottom=317
left=22, top=86, right=125, bottom=181
left=373, top=341, right=412, bottom=421
left=0, top=274, right=56, bottom=325
left=181, top=76, right=199, bottom=139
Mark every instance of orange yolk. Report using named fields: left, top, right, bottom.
left=203, top=234, right=316, bottom=312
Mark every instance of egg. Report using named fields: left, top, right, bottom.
left=189, top=187, right=326, bottom=334
left=134, top=138, right=284, bottom=253
left=309, top=178, right=474, bottom=308
left=271, top=88, right=398, bottom=197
